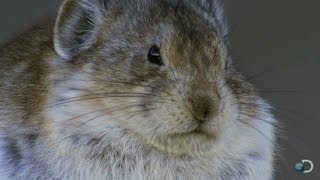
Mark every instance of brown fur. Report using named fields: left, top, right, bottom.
left=0, top=1, right=275, bottom=179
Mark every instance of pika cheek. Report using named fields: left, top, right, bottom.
left=204, top=100, right=239, bottom=134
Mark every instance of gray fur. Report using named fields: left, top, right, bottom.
left=0, top=0, right=276, bottom=179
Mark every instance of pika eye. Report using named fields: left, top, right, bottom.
left=148, top=45, right=163, bottom=66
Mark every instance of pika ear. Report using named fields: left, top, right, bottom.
left=54, top=0, right=105, bottom=59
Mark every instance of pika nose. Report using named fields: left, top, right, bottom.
left=189, top=93, right=218, bottom=123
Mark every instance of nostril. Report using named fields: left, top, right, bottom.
left=198, top=104, right=211, bottom=122
left=190, top=96, right=217, bottom=123
left=202, top=108, right=210, bottom=120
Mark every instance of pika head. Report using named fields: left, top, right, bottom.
left=50, top=0, right=263, bottom=157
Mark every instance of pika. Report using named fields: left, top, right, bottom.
left=0, top=0, right=276, bottom=179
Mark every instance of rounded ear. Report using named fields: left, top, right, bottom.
left=54, top=0, right=105, bottom=59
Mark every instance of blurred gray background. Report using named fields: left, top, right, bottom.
left=0, top=0, right=319, bottom=179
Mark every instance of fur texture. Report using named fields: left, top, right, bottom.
left=0, top=0, right=276, bottom=179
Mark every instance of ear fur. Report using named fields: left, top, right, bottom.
left=54, top=0, right=105, bottom=59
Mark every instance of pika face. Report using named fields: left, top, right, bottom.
left=49, top=0, right=268, bottom=158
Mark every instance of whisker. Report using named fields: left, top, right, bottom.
left=220, top=88, right=303, bottom=101
left=123, top=108, right=155, bottom=121
left=65, top=101, right=165, bottom=123
left=256, top=90, right=303, bottom=94
left=71, top=78, right=173, bottom=97
left=48, top=93, right=172, bottom=108
left=48, top=95, right=146, bottom=108
left=239, top=111, right=282, bottom=129
left=75, top=104, right=147, bottom=128
left=53, top=92, right=166, bottom=102
left=220, top=91, right=256, bottom=100
left=236, top=101, right=308, bottom=119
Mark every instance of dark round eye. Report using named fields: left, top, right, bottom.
left=148, top=45, right=163, bottom=66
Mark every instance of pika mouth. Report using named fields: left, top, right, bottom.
left=188, top=125, right=209, bottom=135
left=190, top=126, right=202, bottom=133
left=179, top=122, right=212, bottom=136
